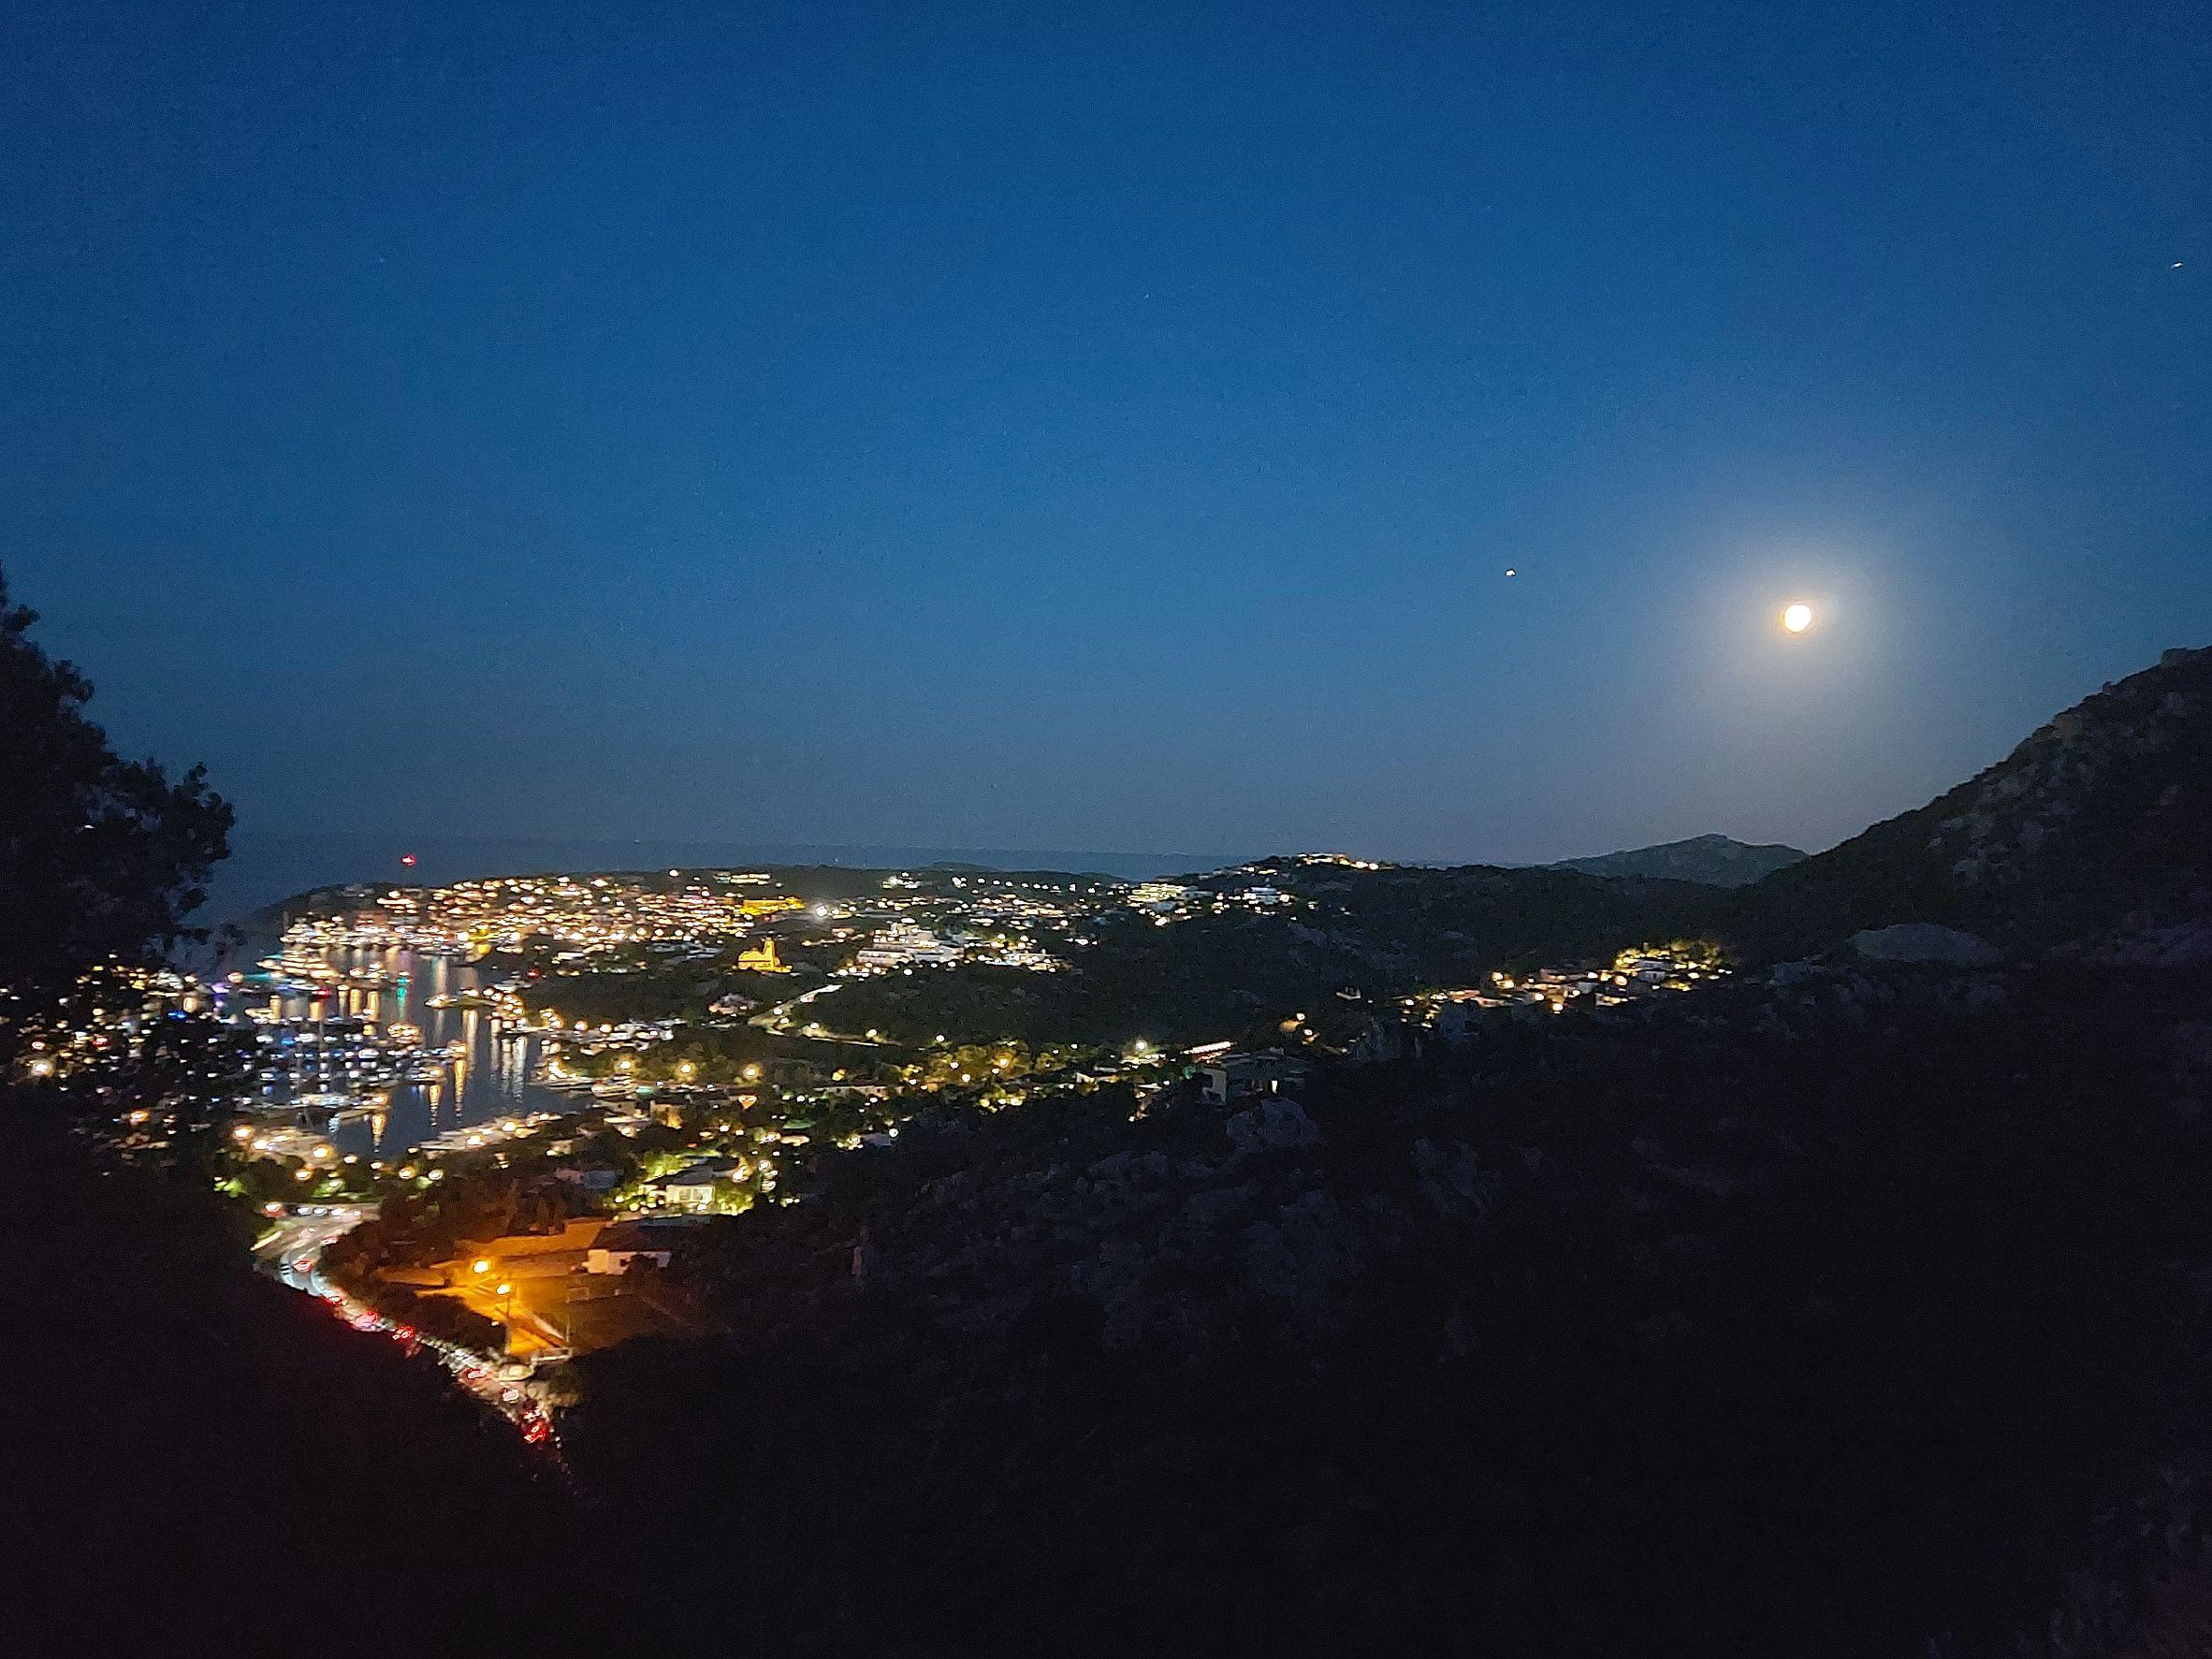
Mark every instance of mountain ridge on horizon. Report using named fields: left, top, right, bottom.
left=1546, top=832, right=1808, bottom=888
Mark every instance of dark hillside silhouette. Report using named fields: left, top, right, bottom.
left=1729, top=647, right=2212, bottom=958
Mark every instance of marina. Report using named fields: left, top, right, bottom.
left=220, top=941, right=575, bottom=1162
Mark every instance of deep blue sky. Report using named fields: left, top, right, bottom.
left=4, top=0, right=2205, bottom=864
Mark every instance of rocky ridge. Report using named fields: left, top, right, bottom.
left=1732, top=646, right=2212, bottom=958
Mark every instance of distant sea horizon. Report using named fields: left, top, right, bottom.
left=199, top=830, right=1250, bottom=926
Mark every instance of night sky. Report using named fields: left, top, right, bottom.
left=6, top=1, right=2206, bottom=865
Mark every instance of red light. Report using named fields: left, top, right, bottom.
left=400, top=852, right=417, bottom=867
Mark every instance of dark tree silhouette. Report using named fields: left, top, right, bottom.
left=0, top=564, right=573, bottom=1657
left=0, top=563, right=231, bottom=1038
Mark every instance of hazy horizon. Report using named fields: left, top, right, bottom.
left=203, top=815, right=1821, bottom=928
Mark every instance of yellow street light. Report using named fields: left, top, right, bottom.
left=473, top=1258, right=492, bottom=1275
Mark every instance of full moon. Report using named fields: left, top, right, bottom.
left=1782, top=602, right=1814, bottom=634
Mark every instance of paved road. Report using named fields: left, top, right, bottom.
left=750, top=979, right=887, bottom=1045
left=253, top=1204, right=377, bottom=1289
left=252, top=1203, right=558, bottom=1446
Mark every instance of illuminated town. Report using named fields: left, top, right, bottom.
left=14, top=849, right=1748, bottom=1441
left=278, top=865, right=1100, bottom=974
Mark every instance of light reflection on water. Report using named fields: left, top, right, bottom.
left=275, top=947, right=574, bottom=1161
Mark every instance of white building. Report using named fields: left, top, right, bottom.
left=585, top=1222, right=676, bottom=1274
left=1197, top=1049, right=1308, bottom=1106
left=854, top=920, right=964, bottom=971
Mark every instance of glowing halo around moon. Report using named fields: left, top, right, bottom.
left=1781, top=602, right=1814, bottom=634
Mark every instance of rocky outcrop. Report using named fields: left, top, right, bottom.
left=1226, top=1098, right=1321, bottom=1156
left=1734, top=646, right=2212, bottom=957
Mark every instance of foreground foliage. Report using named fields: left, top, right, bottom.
left=0, top=568, right=231, bottom=1036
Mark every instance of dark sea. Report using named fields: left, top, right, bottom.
left=201, top=831, right=1240, bottom=928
